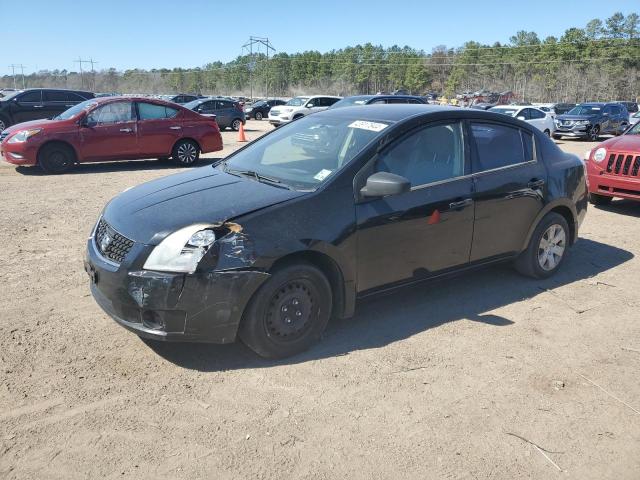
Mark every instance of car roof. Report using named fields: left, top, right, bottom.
left=315, top=104, right=460, bottom=122
left=87, top=96, right=184, bottom=106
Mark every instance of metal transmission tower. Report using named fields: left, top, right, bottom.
left=242, top=36, right=275, bottom=101
left=74, top=58, right=98, bottom=90
left=9, top=64, right=26, bottom=89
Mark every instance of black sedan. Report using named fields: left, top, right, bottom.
left=85, top=105, right=587, bottom=358
left=245, top=99, right=287, bottom=120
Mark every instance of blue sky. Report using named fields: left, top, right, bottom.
left=2, top=0, right=638, bottom=76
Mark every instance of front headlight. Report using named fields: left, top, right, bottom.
left=593, top=147, right=607, bottom=163
left=143, top=225, right=217, bottom=273
left=7, top=128, right=42, bottom=143
left=576, top=120, right=590, bottom=126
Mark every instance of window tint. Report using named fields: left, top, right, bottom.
left=138, top=102, right=178, bottom=120
left=306, top=98, right=319, bottom=108
left=610, top=105, right=621, bottom=115
left=519, top=109, right=531, bottom=120
left=87, top=102, right=133, bottom=125
left=322, top=97, right=340, bottom=107
left=44, top=90, right=85, bottom=102
left=387, top=98, right=410, bottom=104
left=198, top=101, right=216, bottom=113
left=377, top=122, right=465, bottom=187
left=18, top=90, right=42, bottom=103
left=522, top=131, right=534, bottom=162
left=470, top=122, right=529, bottom=171
left=529, top=108, right=546, bottom=119
left=408, top=98, right=423, bottom=104
left=369, top=99, right=387, bottom=104
left=220, top=101, right=235, bottom=109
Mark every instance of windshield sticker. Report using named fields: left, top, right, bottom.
left=348, top=120, right=388, bottom=132
left=314, top=169, right=333, bottom=181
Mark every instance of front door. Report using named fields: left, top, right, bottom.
left=79, top=101, right=138, bottom=161
left=12, top=90, right=45, bottom=123
left=468, top=121, right=547, bottom=261
left=356, top=121, right=475, bottom=292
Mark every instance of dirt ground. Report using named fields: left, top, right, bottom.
left=0, top=120, right=639, bottom=480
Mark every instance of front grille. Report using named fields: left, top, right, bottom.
left=605, top=153, right=640, bottom=178
left=94, top=218, right=134, bottom=264
left=270, top=109, right=280, bottom=116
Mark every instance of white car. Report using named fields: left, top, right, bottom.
left=629, top=111, right=640, bottom=126
left=489, top=105, right=555, bottom=136
left=269, top=95, right=342, bottom=126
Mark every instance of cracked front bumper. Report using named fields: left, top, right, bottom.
left=85, top=237, right=269, bottom=343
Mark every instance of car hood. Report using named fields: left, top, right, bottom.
left=555, top=114, right=599, bottom=121
left=2, top=118, right=58, bottom=133
left=102, top=166, right=304, bottom=245
left=599, top=134, right=640, bottom=152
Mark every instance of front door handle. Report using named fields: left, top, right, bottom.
left=33, top=105, right=44, bottom=108
left=528, top=179, right=545, bottom=189
left=119, top=128, right=133, bottom=133
left=449, top=198, right=473, bottom=210
left=169, top=126, right=182, bottom=130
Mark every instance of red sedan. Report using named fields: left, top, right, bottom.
left=585, top=122, right=640, bottom=205
left=0, top=97, right=223, bottom=173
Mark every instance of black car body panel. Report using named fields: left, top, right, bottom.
left=86, top=105, right=587, bottom=344
left=0, top=88, right=94, bottom=129
left=246, top=99, right=286, bottom=119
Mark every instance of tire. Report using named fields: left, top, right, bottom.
left=589, top=193, right=613, bottom=206
left=515, top=212, right=570, bottom=279
left=292, top=115, right=304, bottom=121
left=588, top=125, right=600, bottom=141
left=617, top=123, right=628, bottom=136
left=239, top=262, right=332, bottom=359
left=0, top=116, right=9, bottom=132
left=38, top=143, right=75, bottom=174
left=172, top=139, right=199, bottom=166
left=544, top=129, right=551, bottom=137
left=231, top=118, right=242, bottom=131
left=255, top=111, right=263, bottom=121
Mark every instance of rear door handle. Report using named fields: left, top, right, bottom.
left=169, top=126, right=182, bottom=130
left=449, top=198, right=473, bottom=210
left=528, top=179, right=545, bottom=189
left=119, top=128, right=133, bottom=133
left=33, top=105, right=44, bottom=108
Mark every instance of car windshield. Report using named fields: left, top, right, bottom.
left=489, top=107, right=519, bottom=117
left=330, top=97, right=371, bottom=109
left=222, top=115, right=390, bottom=190
left=285, top=97, right=309, bottom=106
left=183, top=99, right=203, bottom=110
left=54, top=99, right=98, bottom=120
left=1, top=90, right=22, bottom=101
left=626, top=122, right=640, bottom=135
left=567, top=105, right=602, bottom=115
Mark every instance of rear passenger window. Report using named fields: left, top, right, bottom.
left=138, top=102, right=178, bottom=120
left=470, top=123, right=532, bottom=172
left=529, top=109, right=546, bottom=119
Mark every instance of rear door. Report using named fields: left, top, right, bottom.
left=79, top=101, right=138, bottom=161
left=468, top=121, right=547, bottom=261
left=523, top=108, right=547, bottom=132
left=356, top=120, right=475, bottom=291
left=42, top=90, right=87, bottom=119
left=135, top=102, right=182, bottom=157
left=12, top=90, right=44, bottom=123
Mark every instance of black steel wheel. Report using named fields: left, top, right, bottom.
left=172, top=139, right=199, bottom=166
left=38, top=143, right=75, bottom=174
left=239, top=262, right=332, bottom=359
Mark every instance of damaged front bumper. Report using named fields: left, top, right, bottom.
left=84, top=233, right=269, bottom=344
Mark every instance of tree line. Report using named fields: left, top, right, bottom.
left=2, top=12, right=638, bottom=103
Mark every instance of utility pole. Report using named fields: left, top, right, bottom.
left=74, top=57, right=98, bottom=91
left=9, top=64, right=26, bottom=89
left=242, top=36, right=275, bottom=100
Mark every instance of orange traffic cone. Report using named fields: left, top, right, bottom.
left=238, top=122, right=248, bottom=142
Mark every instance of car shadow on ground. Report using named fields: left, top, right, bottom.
left=14, top=158, right=223, bottom=176
left=594, top=199, right=640, bottom=218
left=146, top=237, right=633, bottom=371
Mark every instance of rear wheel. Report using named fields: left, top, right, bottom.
left=255, top=111, right=263, bottom=121
left=543, top=129, right=551, bottom=137
left=0, top=116, right=9, bottom=132
left=589, top=193, right=613, bottom=206
left=38, top=143, right=75, bottom=174
left=172, top=139, right=199, bottom=166
left=239, top=262, right=332, bottom=359
left=515, top=212, right=569, bottom=279
left=231, top=119, right=242, bottom=131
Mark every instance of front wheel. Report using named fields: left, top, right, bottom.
left=254, top=111, right=263, bottom=121
left=38, top=143, right=76, bottom=174
left=544, top=129, right=551, bottom=137
left=588, top=125, right=600, bottom=141
left=239, top=263, right=332, bottom=359
left=172, top=139, right=199, bottom=166
left=515, top=212, right=570, bottom=279
left=589, top=193, right=613, bottom=206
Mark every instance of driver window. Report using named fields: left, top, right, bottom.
left=87, top=102, right=133, bottom=125
left=306, top=99, right=317, bottom=108
left=377, top=122, right=465, bottom=187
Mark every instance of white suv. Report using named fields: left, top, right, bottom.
left=488, top=105, right=556, bottom=136
left=269, top=95, right=342, bottom=126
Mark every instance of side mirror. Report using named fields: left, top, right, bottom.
left=517, top=115, right=526, bottom=121
left=360, top=172, right=411, bottom=198
left=306, top=104, right=313, bottom=108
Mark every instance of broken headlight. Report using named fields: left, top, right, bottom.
left=143, top=225, right=216, bottom=274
